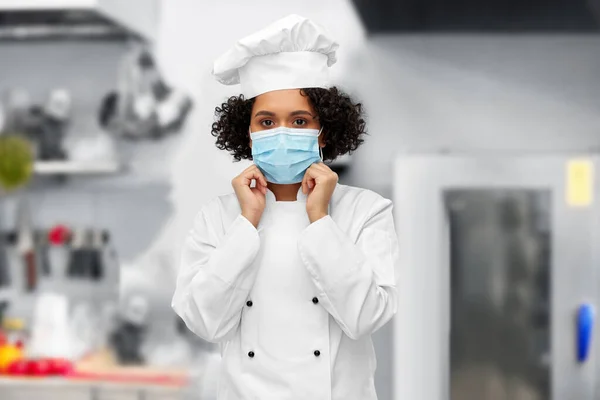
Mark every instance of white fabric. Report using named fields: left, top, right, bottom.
left=29, top=293, right=72, bottom=359
left=212, top=14, right=339, bottom=98
left=172, top=184, right=400, bottom=400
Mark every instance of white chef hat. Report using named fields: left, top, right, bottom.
left=212, top=14, right=339, bottom=99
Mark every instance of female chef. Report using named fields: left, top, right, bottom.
left=172, top=14, right=400, bottom=400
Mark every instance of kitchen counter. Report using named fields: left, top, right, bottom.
left=0, top=377, right=186, bottom=400
left=0, top=350, right=192, bottom=400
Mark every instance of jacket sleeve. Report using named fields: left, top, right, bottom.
left=172, top=207, right=261, bottom=343
left=297, top=197, right=400, bottom=340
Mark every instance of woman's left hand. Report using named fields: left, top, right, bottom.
left=302, top=163, right=338, bottom=223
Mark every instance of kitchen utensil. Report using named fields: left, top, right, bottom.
left=15, top=199, right=36, bottom=292
left=35, top=230, right=51, bottom=277
left=90, top=229, right=106, bottom=280
left=66, top=229, right=87, bottom=278
left=0, top=231, right=10, bottom=287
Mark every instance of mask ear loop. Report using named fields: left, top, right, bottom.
left=317, top=127, right=324, bottom=162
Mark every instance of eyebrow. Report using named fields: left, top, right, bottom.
left=254, top=110, right=276, bottom=117
left=253, top=110, right=316, bottom=118
left=290, top=110, right=315, bottom=118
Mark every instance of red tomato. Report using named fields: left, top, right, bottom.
left=6, top=359, right=28, bottom=375
left=46, top=358, right=74, bottom=376
left=26, top=359, right=52, bottom=376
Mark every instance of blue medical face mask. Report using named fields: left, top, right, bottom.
left=250, top=126, right=323, bottom=184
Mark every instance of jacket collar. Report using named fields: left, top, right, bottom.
left=257, top=184, right=337, bottom=233
left=265, top=185, right=307, bottom=203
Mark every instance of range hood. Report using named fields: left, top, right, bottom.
left=0, top=0, right=160, bottom=41
left=351, top=0, right=600, bottom=33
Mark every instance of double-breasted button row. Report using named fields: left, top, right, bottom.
left=247, top=350, right=320, bottom=358
left=245, top=296, right=321, bottom=359
left=246, top=297, right=318, bottom=306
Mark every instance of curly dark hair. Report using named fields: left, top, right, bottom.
left=211, top=87, right=367, bottom=162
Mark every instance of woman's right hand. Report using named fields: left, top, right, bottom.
left=232, top=165, right=268, bottom=228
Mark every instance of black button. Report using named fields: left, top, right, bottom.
left=246, top=300, right=253, bottom=307
left=312, top=297, right=319, bottom=304
left=248, top=351, right=255, bottom=358
left=314, top=350, right=320, bottom=357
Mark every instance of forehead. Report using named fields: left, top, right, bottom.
left=252, top=89, right=314, bottom=114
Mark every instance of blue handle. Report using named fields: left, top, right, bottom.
left=577, top=303, right=594, bottom=363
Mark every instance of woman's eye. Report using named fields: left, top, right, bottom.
left=260, top=120, right=274, bottom=127
left=293, top=119, right=307, bottom=126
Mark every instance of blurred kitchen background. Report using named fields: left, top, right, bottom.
left=0, top=0, right=599, bottom=399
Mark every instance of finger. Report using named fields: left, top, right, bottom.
left=249, top=165, right=268, bottom=186
left=306, top=163, right=320, bottom=174
left=310, top=163, right=336, bottom=181
left=311, top=162, right=329, bottom=172
left=237, top=165, right=256, bottom=185
left=245, top=163, right=260, bottom=172
left=252, top=186, right=267, bottom=197
left=242, top=169, right=266, bottom=187
left=304, top=170, right=317, bottom=189
left=243, top=167, right=256, bottom=181
left=257, top=170, right=268, bottom=187
left=304, top=164, right=323, bottom=181
left=257, top=179, right=267, bottom=194
left=302, top=169, right=312, bottom=192
left=253, top=171, right=267, bottom=188
left=242, top=166, right=260, bottom=180
left=302, top=172, right=309, bottom=194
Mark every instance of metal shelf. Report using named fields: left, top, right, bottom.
left=33, top=161, right=125, bottom=176
left=0, top=1, right=160, bottom=41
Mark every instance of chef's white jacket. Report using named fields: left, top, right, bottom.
left=172, top=184, right=400, bottom=400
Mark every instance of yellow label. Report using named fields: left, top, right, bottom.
left=567, top=159, right=593, bottom=207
